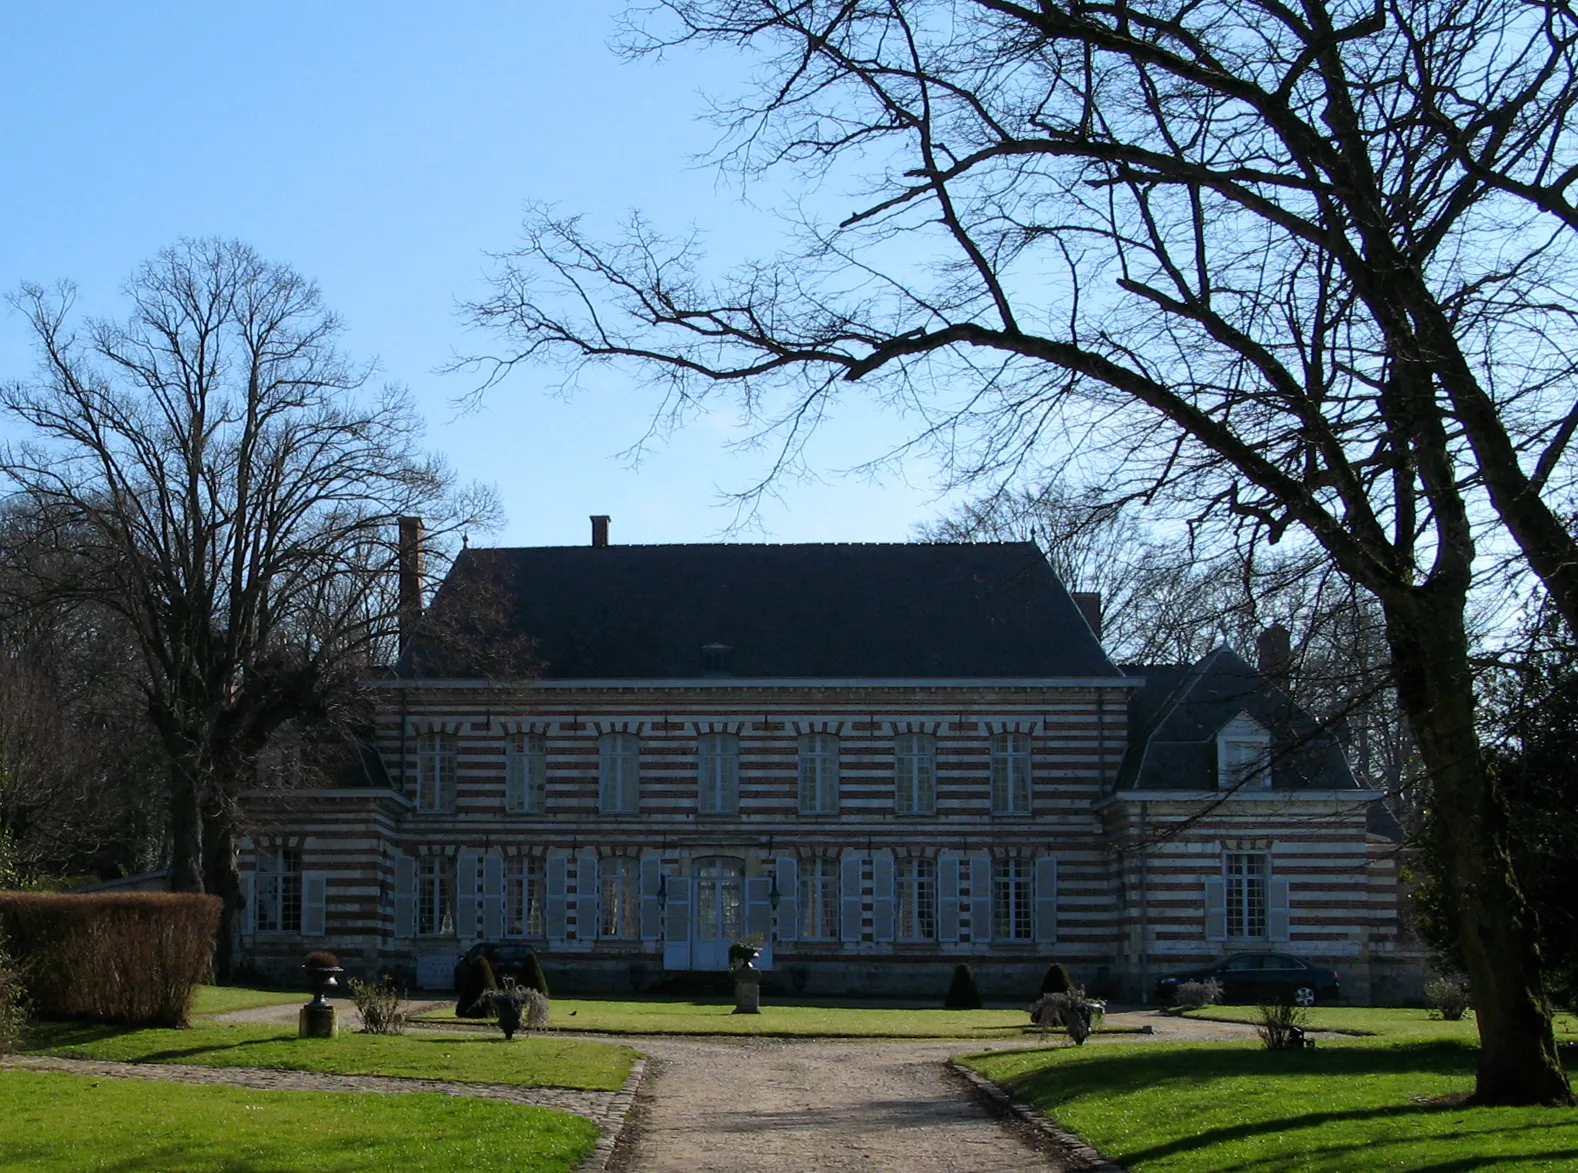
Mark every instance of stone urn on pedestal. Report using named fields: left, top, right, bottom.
left=299, top=950, right=343, bottom=1039
left=731, top=943, right=762, bottom=1015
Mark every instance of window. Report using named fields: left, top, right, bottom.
left=990, top=732, right=1032, bottom=814
left=896, top=857, right=936, bottom=941
left=416, top=731, right=456, bottom=812
left=505, top=856, right=544, bottom=937
left=1217, top=714, right=1272, bottom=789
left=697, top=733, right=740, bottom=815
left=798, top=732, right=840, bottom=814
left=416, top=855, right=455, bottom=936
left=505, top=733, right=546, bottom=813
left=894, top=733, right=936, bottom=814
left=993, top=858, right=1033, bottom=941
left=599, top=732, right=640, bottom=814
left=1226, top=853, right=1268, bottom=938
left=599, top=857, right=639, bottom=938
left=694, top=856, right=745, bottom=939
left=798, top=857, right=840, bottom=939
left=255, top=846, right=301, bottom=933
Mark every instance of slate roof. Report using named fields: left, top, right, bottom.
left=1116, top=646, right=1360, bottom=791
left=396, top=542, right=1121, bottom=681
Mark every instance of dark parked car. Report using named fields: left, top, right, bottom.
left=1154, top=952, right=1340, bottom=1006
left=453, top=942, right=542, bottom=1015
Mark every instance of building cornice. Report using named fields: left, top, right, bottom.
left=1094, top=788, right=1383, bottom=811
left=374, top=675, right=1143, bottom=692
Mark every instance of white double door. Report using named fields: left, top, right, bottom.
left=692, top=856, right=744, bottom=971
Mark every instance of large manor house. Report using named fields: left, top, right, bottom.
left=239, top=517, right=1421, bottom=1001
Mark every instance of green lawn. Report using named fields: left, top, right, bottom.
left=189, top=984, right=312, bottom=1016
left=420, top=997, right=1076, bottom=1037
left=1179, top=1005, right=1578, bottom=1040
left=28, top=1021, right=636, bottom=1091
left=966, top=1038, right=1578, bottom=1172
left=0, top=1069, right=597, bottom=1173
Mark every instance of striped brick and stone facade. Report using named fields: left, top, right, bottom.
left=238, top=525, right=1420, bottom=1001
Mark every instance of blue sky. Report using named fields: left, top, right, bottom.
left=0, top=1, right=957, bottom=547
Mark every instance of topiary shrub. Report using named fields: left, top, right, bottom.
left=456, top=954, right=499, bottom=1018
left=1040, top=962, right=1074, bottom=995
left=1425, top=977, right=1471, bottom=1021
left=522, top=951, right=550, bottom=999
left=944, top=962, right=982, bottom=1009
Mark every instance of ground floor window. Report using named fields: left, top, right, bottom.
left=896, top=857, right=936, bottom=940
left=1226, top=852, right=1268, bottom=938
left=600, top=857, right=639, bottom=938
left=993, top=857, right=1033, bottom=941
left=695, top=856, right=744, bottom=940
left=506, top=856, right=544, bottom=937
left=417, top=855, right=455, bottom=936
left=799, top=857, right=839, bottom=939
left=255, top=846, right=301, bottom=933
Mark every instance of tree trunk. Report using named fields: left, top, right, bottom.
left=202, top=804, right=241, bottom=982
left=1385, top=594, right=1574, bottom=1106
left=167, top=756, right=204, bottom=894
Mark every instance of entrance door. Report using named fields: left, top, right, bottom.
left=692, top=856, right=744, bottom=970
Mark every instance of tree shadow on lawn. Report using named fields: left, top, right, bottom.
left=1002, top=1041, right=1578, bottom=1169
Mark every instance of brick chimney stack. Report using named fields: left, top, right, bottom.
left=397, top=516, right=425, bottom=651
left=1257, top=622, right=1292, bottom=684
left=1072, top=591, right=1103, bottom=641
left=591, top=515, right=611, bottom=548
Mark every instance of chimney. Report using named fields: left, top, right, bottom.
left=1257, top=622, right=1292, bottom=684
left=1073, top=591, right=1103, bottom=641
left=590, top=514, right=611, bottom=548
left=397, top=516, right=425, bottom=650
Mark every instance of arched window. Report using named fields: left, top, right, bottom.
left=990, top=732, right=1032, bottom=814
left=416, top=731, right=456, bottom=812
left=598, top=732, right=640, bottom=814
left=697, top=732, right=740, bottom=814
left=894, top=732, right=936, bottom=814
left=797, top=732, right=840, bottom=814
left=505, top=733, right=547, bottom=813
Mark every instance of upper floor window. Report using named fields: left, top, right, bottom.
left=896, top=857, right=936, bottom=941
left=1218, top=713, right=1272, bottom=789
left=416, top=731, right=457, bottom=812
left=697, top=732, right=740, bottom=815
left=505, top=733, right=547, bottom=813
left=990, top=732, right=1032, bottom=814
left=599, top=857, right=639, bottom=938
left=799, top=857, right=840, bottom=940
left=894, top=733, right=937, bottom=815
left=993, top=857, right=1033, bottom=941
left=505, top=856, right=545, bottom=937
left=798, top=732, right=840, bottom=814
left=255, top=846, right=301, bottom=934
left=416, top=855, right=455, bottom=936
left=599, top=732, right=640, bottom=814
left=1226, top=852, right=1269, bottom=938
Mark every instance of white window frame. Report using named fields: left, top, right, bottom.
left=1226, top=852, right=1269, bottom=938
left=894, top=732, right=937, bottom=815
left=505, top=733, right=546, bottom=813
left=798, top=857, right=840, bottom=940
left=992, top=857, right=1034, bottom=941
left=599, top=732, right=640, bottom=814
left=1217, top=713, right=1272, bottom=790
left=896, top=857, right=937, bottom=941
left=505, top=855, right=545, bottom=937
left=255, top=846, right=302, bottom=934
left=697, top=732, right=740, bottom=815
left=797, top=732, right=840, bottom=815
left=990, top=732, right=1033, bottom=815
left=416, top=731, right=456, bottom=812
left=599, top=857, right=640, bottom=938
left=416, top=855, right=455, bottom=937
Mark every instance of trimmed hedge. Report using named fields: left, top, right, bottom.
left=0, top=892, right=220, bottom=1027
left=944, top=962, right=982, bottom=1010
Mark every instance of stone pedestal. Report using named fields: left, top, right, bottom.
left=298, top=1004, right=337, bottom=1038
left=733, top=969, right=762, bottom=1014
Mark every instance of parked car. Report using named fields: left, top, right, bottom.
left=1154, top=952, right=1340, bottom=1006
left=453, top=942, right=543, bottom=1015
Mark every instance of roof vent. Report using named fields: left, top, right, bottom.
left=702, top=643, right=731, bottom=677
left=590, top=515, right=610, bottom=548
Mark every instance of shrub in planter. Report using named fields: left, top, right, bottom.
left=1425, top=977, right=1472, bottom=1021
left=1173, top=978, right=1224, bottom=1010
left=1039, top=962, right=1074, bottom=996
left=944, top=962, right=982, bottom=1010
left=0, top=892, right=220, bottom=1026
left=348, top=975, right=408, bottom=1035
left=488, top=978, right=550, bottom=1041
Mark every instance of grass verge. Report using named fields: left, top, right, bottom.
left=0, top=1069, right=597, bottom=1173
left=26, top=1021, right=635, bottom=1091
left=965, top=1038, right=1578, bottom=1172
left=189, top=984, right=311, bottom=1016
left=1176, top=1005, right=1578, bottom=1040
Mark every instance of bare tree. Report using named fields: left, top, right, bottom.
left=2, top=239, right=494, bottom=971
left=465, top=0, right=1578, bottom=1103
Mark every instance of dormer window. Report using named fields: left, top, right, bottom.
left=702, top=643, right=731, bottom=677
left=1217, top=712, right=1272, bottom=790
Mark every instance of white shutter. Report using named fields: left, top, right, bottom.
left=937, top=850, right=961, bottom=943
left=1267, top=875, right=1291, bottom=941
left=1034, top=856, right=1059, bottom=944
left=302, top=872, right=327, bottom=937
left=745, top=876, right=772, bottom=938
left=529, top=745, right=547, bottom=813
left=663, top=875, right=692, bottom=969
left=639, top=856, right=663, bottom=942
left=456, top=849, right=479, bottom=942
left=1204, top=875, right=1228, bottom=941
left=240, top=872, right=256, bottom=935
left=546, top=857, right=569, bottom=942
left=505, top=744, right=526, bottom=812
left=576, top=849, right=600, bottom=941
left=482, top=853, right=505, bottom=940
left=871, top=850, right=896, bottom=943
left=839, top=852, right=864, bottom=943
left=970, top=852, right=993, bottom=944
left=775, top=857, right=799, bottom=943
left=393, top=855, right=416, bottom=938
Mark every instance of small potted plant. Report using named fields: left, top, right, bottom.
left=730, top=942, right=762, bottom=1015
left=299, top=950, right=343, bottom=1039
left=485, top=977, right=548, bottom=1041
